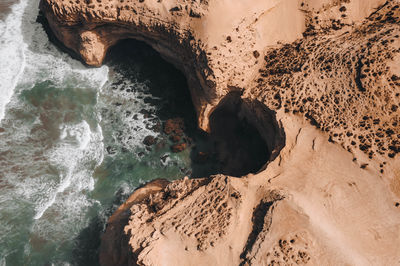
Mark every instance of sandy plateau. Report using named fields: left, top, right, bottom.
left=39, top=0, right=400, bottom=265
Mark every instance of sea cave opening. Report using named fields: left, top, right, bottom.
left=38, top=9, right=283, bottom=177
left=102, top=38, right=284, bottom=178
left=207, top=91, right=284, bottom=176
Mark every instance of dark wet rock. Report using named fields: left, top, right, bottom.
left=137, top=152, right=145, bottom=157
left=180, top=167, right=187, bottom=173
left=171, top=143, right=187, bottom=153
left=143, top=135, right=156, bottom=146
left=160, top=154, right=169, bottom=163
left=106, top=146, right=117, bottom=155
left=164, top=118, right=185, bottom=135
left=170, top=134, right=181, bottom=143
left=156, top=139, right=167, bottom=150
left=183, top=136, right=193, bottom=145
left=140, top=109, right=153, bottom=119
left=175, top=128, right=184, bottom=136
left=112, top=80, right=123, bottom=86
left=151, top=121, right=162, bottom=133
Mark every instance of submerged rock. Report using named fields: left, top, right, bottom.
left=169, top=134, right=181, bottom=143
left=106, top=146, right=116, bottom=155
left=163, top=118, right=185, bottom=136
left=160, top=154, right=169, bottom=164
left=170, top=143, right=187, bottom=153
left=143, top=135, right=156, bottom=146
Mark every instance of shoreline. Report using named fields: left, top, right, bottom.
left=38, top=0, right=400, bottom=265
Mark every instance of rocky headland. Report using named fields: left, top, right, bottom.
left=39, top=0, right=400, bottom=265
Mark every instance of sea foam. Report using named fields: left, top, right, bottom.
left=0, top=0, right=108, bottom=246
left=0, top=0, right=27, bottom=122
left=34, top=121, right=103, bottom=221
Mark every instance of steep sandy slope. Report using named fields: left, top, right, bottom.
left=39, top=0, right=400, bottom=265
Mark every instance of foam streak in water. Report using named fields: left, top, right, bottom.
left=34, top=121, right=103, bottom=220
left=0, top=0, right=113, bottom=263
left=0, top=0, right=27, bottom=122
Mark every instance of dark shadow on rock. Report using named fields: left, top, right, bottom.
left=104, top=39, right=198, bottom=124
left=239, top=199, right=274, bottom=265
left=199, top=92, right=285, bottom=177
left=105, top=40, right=285, bottom=177
left=36, top=12, right=85, bottom=63
left=208, top=96, right=270, bottom=176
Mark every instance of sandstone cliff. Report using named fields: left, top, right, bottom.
left=39, top=0, right=400, bottom=265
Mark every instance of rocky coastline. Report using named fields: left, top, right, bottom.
left=39, top=0, right=400, bottom=265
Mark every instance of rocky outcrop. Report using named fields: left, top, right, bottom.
left=39, top=0, right=400, bottom=265
left=252, top=1, right=400, bottom=165
left=99, top=179, right=170, bottom=265
left=120, top=175, right=286, bottom=265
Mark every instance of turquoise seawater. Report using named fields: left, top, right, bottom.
left=0, top=1, right=199, bottom=264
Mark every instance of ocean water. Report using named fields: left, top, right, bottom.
left=0, top=1, right=201, bottom=265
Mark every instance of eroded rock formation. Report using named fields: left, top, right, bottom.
left=39, top=0, right=400, bottom=265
